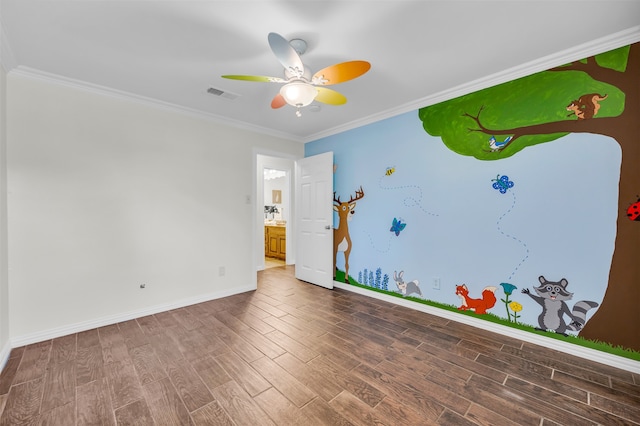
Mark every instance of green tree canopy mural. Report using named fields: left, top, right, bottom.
left=419, top=43, right=640, bottom=352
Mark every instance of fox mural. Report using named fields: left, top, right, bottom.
left=455, top=285, right=497, bottom=315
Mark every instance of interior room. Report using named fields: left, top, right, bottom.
left=263, top=167, right=288, bottom=268
left=0, top=1, right=639, bottom=424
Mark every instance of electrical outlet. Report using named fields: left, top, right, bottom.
left=433, top=277, right=440, bottom=290
left=219, top=266, right=226, bottom=277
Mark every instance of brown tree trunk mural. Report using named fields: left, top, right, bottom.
left=463, top=43, right=640, bottom=350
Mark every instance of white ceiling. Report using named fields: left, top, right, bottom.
left=2, top=1, right=639, bottom=142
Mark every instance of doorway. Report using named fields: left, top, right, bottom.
left=263, top=167, right=287, bottom=269
left=256, top=154, right=294, bottom=272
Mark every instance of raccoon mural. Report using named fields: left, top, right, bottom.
left=522, top=276, right=599, bottom=336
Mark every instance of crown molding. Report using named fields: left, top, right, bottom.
left=10, top=66, right=303, bottom=142
left=303, top=25, right=640, bottom=143
left=5, top=25, right=639, bottom=145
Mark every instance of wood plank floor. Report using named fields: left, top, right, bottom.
left=1, top=265, right=639, bottom=425
left=264, top=257, right=286, bottom=269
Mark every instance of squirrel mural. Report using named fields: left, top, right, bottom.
left=522, top=276, right=599, bottom=336
left=566, top=93, right=608, bottom=120
left=455, top=284, right=497, bottom=314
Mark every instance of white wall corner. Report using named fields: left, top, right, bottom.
left=0, top=17, right=18, bottom=74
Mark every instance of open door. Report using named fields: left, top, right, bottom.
left=295, top=152, right=333, bottom=289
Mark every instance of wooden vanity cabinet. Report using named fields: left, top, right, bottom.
left=265, top=225, right=286, bottom=260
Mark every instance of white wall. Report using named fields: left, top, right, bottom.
left=7, top=73, right=303, bottom=344
left=0, top=52, right=10, bottom=363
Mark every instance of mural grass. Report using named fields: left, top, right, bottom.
left=335, top=269, right=640, bottom=362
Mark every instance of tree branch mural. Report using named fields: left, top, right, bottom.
left=419, top=43, right=640, bottom=352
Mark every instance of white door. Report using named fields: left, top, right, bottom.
left=295, top=152, right=333, bottom=289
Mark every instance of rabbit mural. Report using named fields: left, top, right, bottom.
left=393, top=271, right=422, bottom=297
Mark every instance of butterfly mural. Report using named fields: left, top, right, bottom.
left=492, top=174, right=515, bottom=194
left=390, top=217, right=407, bottom=236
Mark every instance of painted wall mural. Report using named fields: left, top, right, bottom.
left=306, top=42, right=639, bottom=358
left=419, top=42, right=639, bottom=354
left=333, top=186, right=365, bottom=283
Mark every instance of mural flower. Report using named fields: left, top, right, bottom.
left=500, top=282, right=517, bottom=296
left=509, top=301, right=523, bottom=324
left=500, top=282, right=518, bottom=322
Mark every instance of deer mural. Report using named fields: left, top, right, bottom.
left=333, top=186, right=365, bottom=283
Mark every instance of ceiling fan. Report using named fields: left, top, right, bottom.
left=222, top=32, right=371, bottom=117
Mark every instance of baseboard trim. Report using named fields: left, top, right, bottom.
left=0, top=340, right=11, bottom=372
left=334, top=281, right=640, bottom=374
left=10, top=285, right=256, bottom=348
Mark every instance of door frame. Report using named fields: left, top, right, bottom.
left=252, top=150, right=297, bottom=283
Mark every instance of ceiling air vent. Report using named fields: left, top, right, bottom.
left=207, top=87, right=239, bottom=100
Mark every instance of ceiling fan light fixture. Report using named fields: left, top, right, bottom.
left=222, top=32, right=370, bottom=115
left=280, top=81, right=318, bottom=107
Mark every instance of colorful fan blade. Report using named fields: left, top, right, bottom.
left=315, top=87, right=347, bottom=105
left=268, top=32, right=305, bottom=78
left=271, top=93, right=286, bottom=109
left=312, top=61, right=371, bottom=85
left=221, top=75, right=285, bottom=83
